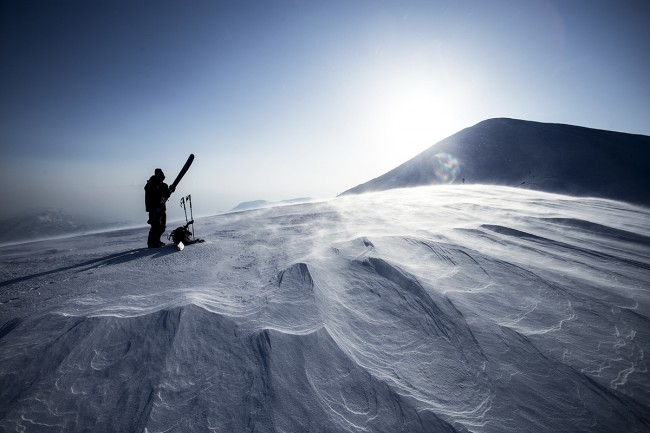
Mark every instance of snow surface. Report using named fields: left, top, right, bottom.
left=1, top=185, right=649, bottom=432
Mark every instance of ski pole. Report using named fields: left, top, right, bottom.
left=187, top=195, right=195, bottom=238
left=180, top=197, right=188, bottom=224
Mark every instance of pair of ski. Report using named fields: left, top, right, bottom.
left=168, top=154, right=195, bottom=197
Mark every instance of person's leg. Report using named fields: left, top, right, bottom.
left=157, top=212, right=167, bottom=246
left=148, top=211, right=164, bottom=247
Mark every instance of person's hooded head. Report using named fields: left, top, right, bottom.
left=154, top=168, right=165, bottom=181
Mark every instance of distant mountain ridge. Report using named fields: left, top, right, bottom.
left=341, top=118, right=650, bottom=207
left=230, top=197, right=312, bottom=212
left=0, top=209, right=121, bottom=244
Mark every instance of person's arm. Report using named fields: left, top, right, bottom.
left=162, top=182, right=173, bottom=199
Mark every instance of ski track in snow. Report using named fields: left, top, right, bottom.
left=1, top=185, right=649, bottom=433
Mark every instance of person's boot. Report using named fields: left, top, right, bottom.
left=148, top=233, right=163, bottom=248
left=147, top=234, right=157, bottom=248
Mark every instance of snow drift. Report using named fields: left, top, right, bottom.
left=1, top=185, right=649, bottom=432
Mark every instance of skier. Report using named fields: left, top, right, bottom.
left=145, top=168, right=175, bottom=248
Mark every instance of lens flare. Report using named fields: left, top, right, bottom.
left=431, top=153, right=460, bottom=184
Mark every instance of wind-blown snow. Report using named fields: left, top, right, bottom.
left=1, top=185, right=649, bottom=432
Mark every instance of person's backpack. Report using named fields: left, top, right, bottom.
left=168, top=226, right=192, bottom=245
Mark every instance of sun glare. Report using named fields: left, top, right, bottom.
left=362, top=67, right=466, bottom=171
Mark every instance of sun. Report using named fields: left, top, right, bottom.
left=363, top=68, right=465, bottom=170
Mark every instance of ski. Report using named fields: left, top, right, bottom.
left=170, top=154, right=195, bottom=191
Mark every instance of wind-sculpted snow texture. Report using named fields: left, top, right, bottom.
left=1, top=185, right=649, bottom=432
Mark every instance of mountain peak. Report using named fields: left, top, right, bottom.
left=341, top=119, right=650, bottom=207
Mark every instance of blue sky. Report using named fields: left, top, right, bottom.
left=1, top=0, right=649, bottom=222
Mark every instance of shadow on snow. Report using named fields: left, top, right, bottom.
left=0, top=247, right=177, bottom=288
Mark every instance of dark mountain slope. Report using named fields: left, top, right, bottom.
left=341, top=118, right=650, bottom=206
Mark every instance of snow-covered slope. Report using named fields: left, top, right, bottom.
left=1, top=185, right=649, bottom=432
left=342, top=118, right=650, bottom=207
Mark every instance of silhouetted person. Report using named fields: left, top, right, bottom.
left=144, top=168, right=174, bottom=248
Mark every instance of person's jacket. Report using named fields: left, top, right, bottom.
left=144, top=176, right=171, bottom=213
